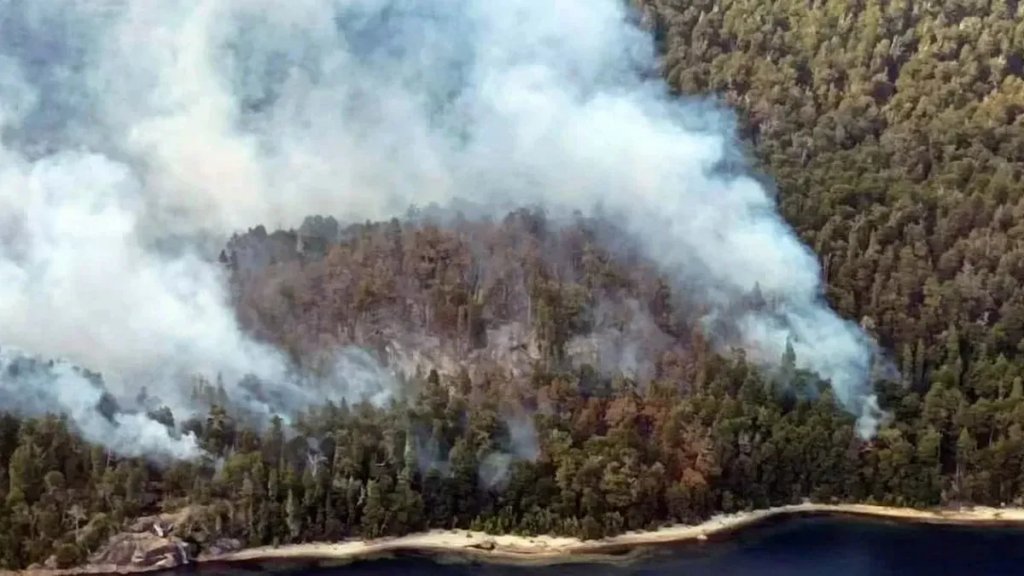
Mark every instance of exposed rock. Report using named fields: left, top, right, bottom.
left=90, top=532, right=191, bottom=570
left=127, top=517, right=155, bottom=534
left=131, top=541, right=188, bottom=569
left=204, top=538, right=243, bottom=557
left=89, top=534, right=134, bottom=566
left=127, top=510, right=182, bottom=537
left=153, top=521, right=172, bottom=538
left=127, top=516, right=169, bottom=535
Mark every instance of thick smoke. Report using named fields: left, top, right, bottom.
left=0, top=0, right=886, bottom=450
left=0, top=349, right=202, bottom=460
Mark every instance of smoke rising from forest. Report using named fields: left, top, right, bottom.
left=0, top=0, right=885, bottom=455
left=0, top=349, right=203, bottom=460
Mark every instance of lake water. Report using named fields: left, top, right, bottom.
left=174, top=515, right=1024, bottom=576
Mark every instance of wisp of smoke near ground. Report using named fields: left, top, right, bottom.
left=0, top=0, right=887, bottom=458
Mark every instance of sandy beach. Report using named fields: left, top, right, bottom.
left=213, top=502, right=1024, bottom=565
left=10, top=503, right=1024, bottom=575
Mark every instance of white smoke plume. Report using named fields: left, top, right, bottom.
left=567, top=298, right=674, bottom=383
left=0, top=349, right=202, bottom=460
left=0, top=0, right=887, bottom=452
left=480, top=413, right=540, bottom=491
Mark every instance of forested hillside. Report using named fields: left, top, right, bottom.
left=642, top=0, right=1024, bottom=355
left=3, top=0, right=1024, bottom=570
left=642, top=0, right=1024, bottom=498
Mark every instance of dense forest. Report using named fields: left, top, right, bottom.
left=3, top=0, right=1024, bottom=569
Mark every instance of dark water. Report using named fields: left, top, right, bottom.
left=174, top=515, right=1024, bottom=576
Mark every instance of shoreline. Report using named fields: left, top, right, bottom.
left=212, top=503, right=1024, bottom=565
left=13, top=503, right=1024, bottom=574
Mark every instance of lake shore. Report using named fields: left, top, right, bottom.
left=212, top=503, right=1024, bottom=566
left=11, top=502, right=1024, bottom=575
